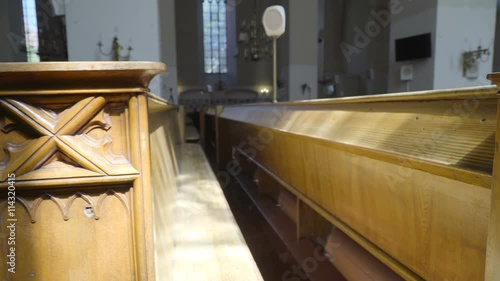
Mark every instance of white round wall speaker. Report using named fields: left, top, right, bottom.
left=262, top=5, right=286, bottom=38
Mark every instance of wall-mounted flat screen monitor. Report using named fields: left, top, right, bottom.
left=395, top=33, right=432, bottom=62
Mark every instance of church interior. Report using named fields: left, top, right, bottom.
left=2, top=0, right=500, bottom=280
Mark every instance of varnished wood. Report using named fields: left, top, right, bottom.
left=0, top=62, right=264, bottom=281
left=296, top=199, right=330, bottom=240
left=148, top=94, right=181, bottom=281
left=218, top=85, right=499, bottom=280
left=485, top=72, right=500, bottom=281
left=235, top=147, right=424, bottom=281
left=0, top=175, right=139, bottom=189
left=277, top=188, right=298, bottom=224
left=255, top=167, right=281, bottom=199
left=200, top=109, right=207, bottom=149
left=221, top=97, right=497, bottom=187
left=233, top=85, right=498, bottom=105
left=173, top=144, right=263, bottom=280
left=0, top=61, right=166, bottom=92
left=232, top=167, right=347, bottom=281
left=0, top=188, right=135, bottom=281
left=235, top=152, right=257, bottom=172
left=148, top=97, right=263, bottom=280
left=0, top=62, right=165, bottom=281
left=326, top=227, right=404, bottom=281
left=185, top=125, right=200, bottom=142
left=178, top=106, right=186, bottom=145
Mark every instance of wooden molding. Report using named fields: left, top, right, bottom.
left=0, top=96, right=139, bottom=182
left=0, top=190, right=129, bottom=223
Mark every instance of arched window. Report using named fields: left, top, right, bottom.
left=22, top=0, right=40, bottom=62
left=202, top=0, right=227, bottom=74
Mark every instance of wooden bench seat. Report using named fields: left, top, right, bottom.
left=185, top=125, right=200, bottom=142
left=170, top=143, right=263, bottom=281
left=149, top=90, right=263, bottom=281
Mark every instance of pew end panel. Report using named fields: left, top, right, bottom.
left=0, top=62, right=166, bottom=281
left=0, top=61, right=265, bottom=281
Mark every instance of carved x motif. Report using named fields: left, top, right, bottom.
left=0, top=96, right=138, bottom=182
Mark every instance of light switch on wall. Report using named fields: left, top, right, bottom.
left=400, top=64, right=413, bottom=81
left=464, top=60, right=479, bottom=79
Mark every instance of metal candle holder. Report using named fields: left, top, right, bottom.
left=97, top=37, right=133, bottom=61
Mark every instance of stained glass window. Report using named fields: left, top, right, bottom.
left=203, top=0, right=227, bottom=73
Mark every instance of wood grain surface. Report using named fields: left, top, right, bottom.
left=217, top=85, right=498, bottom=280
left=172, top=144, right=264, bottom=281
left=0, top=62, right=165, bottom=281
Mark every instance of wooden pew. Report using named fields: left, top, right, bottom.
left=0, top=62, right=164, bottom=281
left=148, top=93, right=182, bottom=280
left=0, top=62, right=262, bottom=281
left=216, top=84, right=500, bottom=280
left=149, top=95, right=263, bottom=281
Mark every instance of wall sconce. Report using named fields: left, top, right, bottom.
left=301, top=83, right=312, bottom=95
left=97, top=37, right=133, bottom=61
left=301, top=83, right=312, bottom=99
left=462, top=45, right=490, bottom=79
left=260, top=87, right=270, bottom=94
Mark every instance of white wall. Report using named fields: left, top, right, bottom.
left=176, top=0, right=274, bottom=93
left=0, top=0, right=27, bottom=62
left=235, top=0, right=274, bottom=90
left=175, top=0, right=237, bottom=91
left=388, top=0, right=437, bottom=93
left=340, top=0, right=391, bottom=95
left=341, top=0, right=372, bottom=92
left=50, top=0, right=66, bottom=16
left=277, top=0, right=290, bottom=100
left=388, top=0, right=496, bottom=92
left=494, top=9, right=500, bottom=71
left=322, top=0, right=345, bottom=77
left=66, top=0, right=161, bottom=62
left=175, top=0, right=203, bottom=89
left=364, top=1, right=391, bottom=95
left=65, top=0, right=163, bottom=95
left=288, top=0, right=319, bottom=101
left=318, top=0, right=391, bottom=97
left=0, top=0, right=13, bottom=62
left=433, top=0, right=496, bottom=89
left=158, top=0, right=178, bottom=102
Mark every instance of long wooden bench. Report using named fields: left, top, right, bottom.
left=216, top=83, right=500, bottom=281
left=149, top=97, right=262, bottom=280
